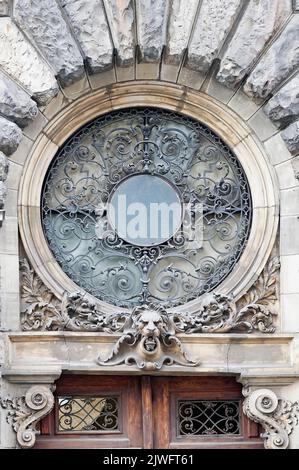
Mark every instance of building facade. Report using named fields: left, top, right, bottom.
left=0, top=0, right=299, bottom=449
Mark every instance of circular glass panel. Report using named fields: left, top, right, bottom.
left=108, top=174, right=182, bottom=246
left=42, top=108, right=252, bottom=308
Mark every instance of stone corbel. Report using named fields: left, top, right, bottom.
left=242, top=386, right=299, bottom=449
left=0, top=385, right=55, bottom=448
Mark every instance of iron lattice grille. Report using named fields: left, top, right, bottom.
left=57, top=396, right=119, bottom=432
left=177, top=400, right=241, bottom=436
left=42, top=108, right=252, bottom=308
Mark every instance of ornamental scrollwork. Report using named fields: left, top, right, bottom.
left=41, top=108, right=252, bottom=308
left=174, top=256, right=280, bottom=334
left=242, top=387, right=299, bottom=449
left=20, top=255, right=279, bottom=369
left=0, top=385, right=54, bottom=448
left=20, top=255, right=280, bottom=335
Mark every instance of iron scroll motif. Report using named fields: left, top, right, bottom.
left=178, top=400, right=240, bottom=436
left=41, top=108, right=252, bottom=308
left=58, top=396, right=119, bottom=432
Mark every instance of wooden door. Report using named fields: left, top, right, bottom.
left=151, top=376, right=263, bottom=449
left=36, top=375, right=263, bottom=449
left=35, top=376, right=143, bottom=448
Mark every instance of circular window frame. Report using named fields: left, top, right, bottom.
left=19, top=81, right=278, bottom=315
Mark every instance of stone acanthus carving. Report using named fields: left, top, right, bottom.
left=242, top=387, right=299, bottom=449
left=20, top=256, right=280, bottom=335
left=0, top=385, right=54, bottom=449
left=0, top=151, right=9, bottom=227
left=98, top=303, right=199, bottom=370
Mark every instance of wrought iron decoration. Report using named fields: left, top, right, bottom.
left=41, top=108, right=252, bottom=308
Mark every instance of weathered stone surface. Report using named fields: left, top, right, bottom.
left=136, top=0, right=167, bottom=62
left=0, top=18, right=58, bottom=106
left=0, top=0, right=10, bottom=16
left=0, top=71, right=38, bottom=128
left=264, top=73, right=299, bottom=126
left=244, top=15, right=299, bottom=99
left=0, top=151, right=8, bottom=219
left=217, top=0, right=291, bottom=89
left=0, top=152, right=8, bottom=182
left=294, top=0, right=299, bottom=11
left=60, top=0, right=113, bottom=74
left=187, top=0, right=241, bottom=72
left=281, top=121, right=299, bottom=154
left=0, top=116, right=22, bottom=156
left=291, top=155, right=299, bottom=180
left=166, top=0, right=198, bottom=64
left=103, top=0, right=135, bottom=66
left=13, top=0, right=84, bottom=87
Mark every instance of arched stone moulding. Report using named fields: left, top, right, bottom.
left=18, top=81, right=279, bottom=315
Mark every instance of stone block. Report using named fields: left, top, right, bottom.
left=88, top=69, right=116, bottom=90
left=60, top=0, right=113, bottom=74
left=0, top=216, right=18, bottom=255
left=245, top=15, right=299, bottom=99
left=177, top=67, right=206, bottom=89
left=0, top=117, right=22, bottom=156
left=187, top=0, right=241, bottom=73
left=281, top=294, right=299, bottom=332
left=280, top=215, right=299, bottom=255
left=165, top=0, right=198, bottom=65
left=228, top=89, right=263, bottom=120
left=14, top=0, right=84, bottom=87
left=275, top=159, right=299, bottom=189
left=248, top=108, right=278, bottom=141
left=5, top=160, right=23, bottom=191
left=0, top=18, right=58, bottom=105
left=61, top=74, right=91, bottom=101
left=136, top=0, right=167, bottom=62
left=9, top=135, right=33, bottom=166
left=280, top=254, right=299, bottom=294
left=0, top=71, right=38, bottom=128
left=23, top=111, right=48, bottom=141
left=264, top=73, right=299, bottom=126
left=280, top=187, right=299, bottom=216
left=217, top=0, right=291, bottom=88
left=281, top=121, right=299, bottom=154
left=103, top=0, right=135, bottom=67
left=264, top=133, right=292, bottom=166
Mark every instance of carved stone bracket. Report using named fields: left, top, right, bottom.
left=0, top=385, right=54, bottom=448
left=243, top=387, right=299, bottom=449
left=0, top=151, right=9, bottom=227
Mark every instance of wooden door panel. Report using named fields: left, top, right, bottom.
left=152, top=376, right=263, bottom=449
left=36, top=376, right=143, bottom=449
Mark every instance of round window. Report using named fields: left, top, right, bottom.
left=42, top=108, right=252, bottom=308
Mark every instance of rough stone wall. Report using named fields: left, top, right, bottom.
left=0, top=0, right=296, bottom=155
